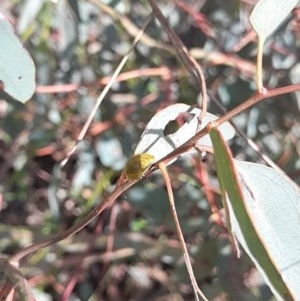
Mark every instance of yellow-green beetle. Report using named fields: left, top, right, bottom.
left=124, top=153, right=155, bottom=180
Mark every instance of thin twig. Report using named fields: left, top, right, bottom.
left=256, top=37, right=264, bottom=92
left=88, top=0, right=172, bottom=52
left=158, top=162, right=209, bottom=301
left=60, top=13, right=153, bottom=167
left=148, top=0, right=207, bottom=120
left=208, top=91, right=287, bottom=173
left=9, top=178, right=137, bottom=262
left=154, top=84, right=300, bottom=167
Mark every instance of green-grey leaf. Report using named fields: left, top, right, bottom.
left=234, top=161, right=300, bottom=300
left=209, top=125, right=295, bottom=301
left=0, top=13, right=35, bottom=103
left=134, top=103, right=235, bottom=162
left=250, top=0, right=298, bottom=42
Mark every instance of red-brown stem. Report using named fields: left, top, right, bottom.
left=158, top=162, right=209, bottom=301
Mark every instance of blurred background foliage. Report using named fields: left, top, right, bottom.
left=0, top=0, right=299, bottom=300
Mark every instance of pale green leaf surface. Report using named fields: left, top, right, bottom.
left=250, top=0, right=298, bottom=42
left=134, top=103, right=235, bottom=161
left=234, top=161, right=300, bottom=300
left=0, top=13, right=35, bottom=103
left=209, top=126, right=295, bottom=301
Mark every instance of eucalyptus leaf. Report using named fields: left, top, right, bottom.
left=234, top=161, right=300, bottom=301
left=134, top=103, right=235, bottom=162
left=0, top=13, right=35, bottom=103
left=209, top=125, right=295, bottom=301
left=250, top=0, right=298, bottom=42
